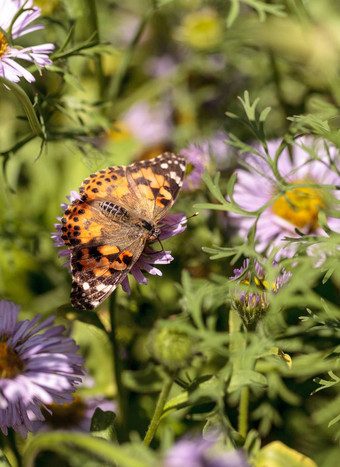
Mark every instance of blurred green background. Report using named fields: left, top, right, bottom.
left=1, top=1, right=340, bottom=465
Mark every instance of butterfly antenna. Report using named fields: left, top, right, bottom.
left=163, top=211, right=199, bottom=230
left=157, top=212, right=199, bottom=263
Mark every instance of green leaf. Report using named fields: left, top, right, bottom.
left=229, top=370, right=268, bottom=392
left=254, top=441, right=317, bottom=467
left=0, top=77, right=42, bottom=137
left=122, top=364, right=163, bottom=393
left=0, top=448, right=11, bottom=467
left=226, top=0, right=240, bottom=28
left=90, top=408, right=117, bottom=441
left=23, top=432, right=152, bottom=467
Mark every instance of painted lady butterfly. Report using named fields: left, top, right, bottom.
left=60, top=153, right=186, bottom=310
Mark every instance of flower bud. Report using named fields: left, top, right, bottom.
left=147, top=325, right=196, bottom=373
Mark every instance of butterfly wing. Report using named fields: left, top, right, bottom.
left=61, top=199, right=146, bottom=310
left=126, top=152, right=186, bottom=222
left=70, top=232, right=145, bottom=310
left=61, top=153, right=186, bottom=310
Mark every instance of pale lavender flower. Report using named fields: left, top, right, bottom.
left=0, top=300, right=84, bottom=438
left=0, top=0, right=54, bottom=83
left=32, top=395, right=116, bottom=433
left=180, top=143, right=210, bottom=190
left=164, top=437, right=250, bottom=467
left=230, top=137, right=340, bottom=257
left=180, top=133, right=230, bottom=189
left=121, top=100, right=172, bottom=146
left=145, top=55, right=177, bottom=78
left=209, top=131, right=231, bottom=169
left=52, top=194, right=187, bottom=295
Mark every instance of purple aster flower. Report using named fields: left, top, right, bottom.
left=52, top=194, right=187, bottom=296
left=230, top=137, right=340, bottom=257
left=180, top=143, right=210, bottom=190
left=0, top=0, right=54, bottom=84
left=230, top=259, right=291, bottom=328
left=120, top=100, right=173, bottom=146
left=164, top=437, right=250, bottom=467
left=180, top=134, right=231, bottom=189
left=209, top=131, right=231, bottom=169
left=32, top=394, right=116, bottom=433
left=0, top=300, right=84, bottom=438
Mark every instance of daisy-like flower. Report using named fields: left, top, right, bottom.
left=180, top=133, right=230, bottom=190
left=52, top=192, right=187, bottom=296
left=164, top=437, right=250, bottom=467
left=110, top=100, right=173, bottom=147
left=0, top=0, right=54, bottom=83
left=0, top=300, right=84, bottom=438
left=32, top=394, right=116, bottom=433
left=231, top=137, right=340, bottom=257
left=230, top=259, right=291, bottom=329
left=180, top=143, right=210, bottom=190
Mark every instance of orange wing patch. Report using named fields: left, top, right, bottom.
left=73, top=246, right=134, bottom=280
left=79, top=166, right=131, bottom=201
left=156, top=186, right=172, bottom=207
left=61, top=200, right=104, bottom=246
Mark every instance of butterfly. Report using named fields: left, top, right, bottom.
left=60, top=153, right=186, bottom=310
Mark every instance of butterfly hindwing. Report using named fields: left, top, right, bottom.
left=70, top=239, right=145, bottom=310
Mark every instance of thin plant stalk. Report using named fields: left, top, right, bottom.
left=109, top=294, right=128, bottom=441
left=143, top=375, right=174, bottom=447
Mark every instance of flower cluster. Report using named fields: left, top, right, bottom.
left=0, top=0, right=54, bottom=83
left=0, top=300, right=84, bottom=438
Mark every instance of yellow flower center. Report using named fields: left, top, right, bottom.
left=272, top=180, right=326, bottom=230
left=177, top=8, right=223, bottom=50
left=108, top=121, right=132, bottom=142
left=0, top=32, right=8, bottom=57
left=42, top=395, right=86, bottom=428
left=0, top=342, right=24, bottom=378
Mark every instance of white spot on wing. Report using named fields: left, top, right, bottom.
left=83, top=282, right=90, bottom=290
left=96, top=283, right=112, bottom=293
left=161, top=163, right=169, bottom=169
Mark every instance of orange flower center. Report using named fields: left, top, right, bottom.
left=0, top=33, right=8, bottom=57
left=272, top=180, right=326, bottom=231
left=0, top=342, right=24, bottom=378
left=42, top=395, right=86, bottom=427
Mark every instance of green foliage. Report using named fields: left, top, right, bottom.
left=2, top=0, right=340, bottom=466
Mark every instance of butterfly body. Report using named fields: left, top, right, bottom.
left=60, top=153, right=186, bottom=310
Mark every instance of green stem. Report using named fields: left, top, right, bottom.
left=143, top=376, right=173, bottom=447
left=108, top=7, right=155, bottom=105
left=238, top=386, right=249, bottom=439
left=83, top=0, right=105, bottom=99
left=4, top=430, right=20, bottom=467
left=109, top=294, right=128, bottom=441
left=229, top=308, right=249, bottom=439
